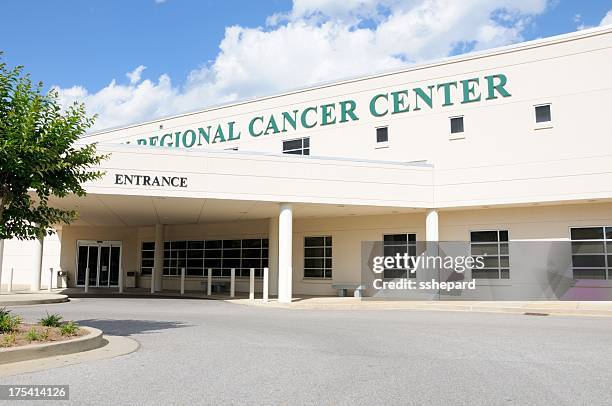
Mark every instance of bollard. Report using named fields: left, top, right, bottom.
left=207, top=268, right=212, bottom=296
left=249, top=268, right=255, bottom=301
left=230, top=268, right=235, bottom=298
left=84, top=267, right=90, bottom=293
left=180, top=267, right=185, bottom=295
left=118, top=268, right=124, bottom=294
left=48, top=268, right=53, bottom=292
left=7, top=268, right=13, bottom=293
left=263, top=267, right=269, bottom=302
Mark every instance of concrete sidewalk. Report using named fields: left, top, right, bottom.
left=0, top=291, right=69, bottom=306
left=229, top=297, right=612, bottom=317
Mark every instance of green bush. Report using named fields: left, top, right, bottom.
left=1, top=333, right=17, bottom=348
left=40, top=312, right=63, bottom=327
left=0, top=309, right=21, bottom=333
left=26, top=328, right=41, bottom=342
left=60, top=321, right=79, bottom=336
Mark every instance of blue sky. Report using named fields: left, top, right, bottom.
left=1, top=0, right=611, bottom=130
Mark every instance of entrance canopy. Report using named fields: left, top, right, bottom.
left=49, top=193, right=423, bottom=227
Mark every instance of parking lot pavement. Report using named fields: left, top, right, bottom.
left=4, top=297, right=612, bottom=405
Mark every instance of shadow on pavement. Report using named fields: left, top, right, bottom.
left=76, top=318, right=191, bottom=337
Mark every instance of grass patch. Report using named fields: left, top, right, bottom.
left=26, top=328, right=42, bottom=342
left=0, top=308, right=21, bottom=333
left=60, top=321, right=79, bottom=336
left=40, top=312, right=63, bottom=327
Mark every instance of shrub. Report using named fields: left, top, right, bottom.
left=1, top=333, right=17, bottom=348
left=40, top=329, right=50, bottom=341
left=40, top=312, right=63, bottom=327
left=26, top=328, right=41, bottom=342
left=0, top=310, right=21, bottom=333
left=60, top=321, right=79, bottom=336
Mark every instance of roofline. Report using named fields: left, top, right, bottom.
left=94, top=142, right=434, bottom=168
left=84, top=24, right=612, bottom=138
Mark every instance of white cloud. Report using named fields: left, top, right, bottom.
left=126, top=65, right=146, bottom=85
left=55, top=0, right=550, bottom=131
left=601, top=9, right=612, bottom=26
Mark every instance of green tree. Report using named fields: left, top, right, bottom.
left=0, top=56, right=107, bottom=240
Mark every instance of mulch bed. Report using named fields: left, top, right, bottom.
left=1, top=324, right=88, bottom=348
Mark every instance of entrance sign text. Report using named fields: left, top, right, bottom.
left=114, top=174, right=188, bottom=188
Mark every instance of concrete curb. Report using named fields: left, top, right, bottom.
left=229, top=299, right=612, bottom=317
left=0, top=295, right=69, bottom=306
left=0, top=326, right=104, bottom=365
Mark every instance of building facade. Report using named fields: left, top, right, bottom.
left=1, top=27, right=612, bottom=301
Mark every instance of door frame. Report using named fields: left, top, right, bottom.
left=75, top=240, right=123, bottom=287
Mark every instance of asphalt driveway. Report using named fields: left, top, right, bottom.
left=3, top=298, right=612, bottom=405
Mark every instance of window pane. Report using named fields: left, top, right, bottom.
left=305, top=247, right=325, bottom=257
left=303, top=149, right=310, bottom=156
left=376, top=127, right=388, bottom=143
left=471, top=244, right=499, bottom=256
left=499, top=230, right=509, bottom=241
left=572, top=241, right=605, bottom=254
left=471, top=231, right=499, bottom=242
left=572, top=255, right=606, bottom=267
left=303, top=138, right=310, bottom=148
left=472, top=269, right=500, bottom=279
left=305, top=237, right=325, bottom=246
left=206, top=240, right=222, bottom=249
left=305, top=258, right=325, bottom=268
left=573, top=269, right=606, bottom=280
left=223, top=240, right=241, bottom=249
left=188, top=241, right=204, bottom=249
left=384, top=245, right=408, bottom=256
left=224, top=249, right=241, bottom=258
left=606, top=227, right=612, bottom=240
left=535, top=105, right=551, bottom=123
left=141, top=250, right=155, bottom=259
left=384, top=234, right=407, bottom=243
left=384, top=269, right=407, bottom=279
left=283, top=139, right=303, bottom=151
left=242, top=239, right=261, bottom=249
left=571, top=227, right=603, bottom=240
left=304, top=269, right=324, bottom=278
left=173, top=241, right=187, bottom=250
left=450, top=117, right=464, bottom=133
left=325, top=236, right=332, bottom=245
left=142, top=242, right=155, bottom=250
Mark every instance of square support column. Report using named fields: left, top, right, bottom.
left=31, top=236, right=44, bottom=292
left=268, top=217, right=279, bottom=297
left=152, top=223, right=165, bottom=292
left=277, top=203, right=293, bottom=303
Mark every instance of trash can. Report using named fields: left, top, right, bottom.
left=126, top=271, right=136, bottom=288
left=56, top=271, right=69, bottom=288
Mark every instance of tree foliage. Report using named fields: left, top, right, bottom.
left=0, top=55, right=107, bottom=240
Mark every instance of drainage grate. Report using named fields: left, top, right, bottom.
left=524, top=312, right=549, bottom=316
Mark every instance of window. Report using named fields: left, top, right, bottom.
left=470, top=230, right=509, bottom=279
left=450, top=116, right=464, bottom=134
left=535, top=104, right=551, bottom=123
left=140, top=239, right=268, bottom=278
left=140, top=241, right=155, bottom=275
left=383, top=234, right=417, bottom=279
left=570, top=227, right=612, bottom=280
left=304, top=236, right=332, bottom=279
left=376, top=126, right=388, bottom=143
left=283, top=137, right=309, bottom=155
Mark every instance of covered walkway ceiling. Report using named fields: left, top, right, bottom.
left=48, top=194, right=422, bottom=227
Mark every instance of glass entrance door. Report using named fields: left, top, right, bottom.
left=76, top=241, right=122, bottom=287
